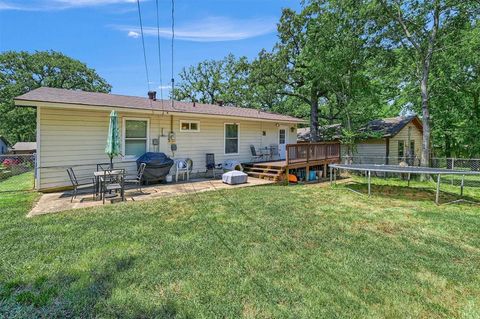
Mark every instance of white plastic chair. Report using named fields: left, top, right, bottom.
left=174, top=158, right=193, bottom=182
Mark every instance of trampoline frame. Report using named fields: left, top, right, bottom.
left=329, top=163, right=480, bottom=204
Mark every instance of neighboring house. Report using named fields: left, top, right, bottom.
left=10, top=142, right=37, bottom=155
left=298, top=115, right=423, bottom=164
left=0, top=136, right=10, bottom=155
left=14, top=87, right=302, bottom=191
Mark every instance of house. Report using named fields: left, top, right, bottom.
left=0, top=136, right=10, bottom=155
left=14, top=87, right=303, bottom=191
left=297, top=115, right=423, bottom=164
left=10, top=142, right=37, bottom=155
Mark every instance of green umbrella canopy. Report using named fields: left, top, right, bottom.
left=105, top=110, right=121, bottom=168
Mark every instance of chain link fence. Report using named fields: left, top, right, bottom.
left=342, top=155, right=480, bottom=187
left=0, top=154, right=36, bottom=191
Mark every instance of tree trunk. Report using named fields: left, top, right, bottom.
left=310, top=98, right=319, bottom=142
left=420, top=62, right=431, bottom=168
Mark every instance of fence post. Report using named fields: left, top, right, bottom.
left=451, top=158, right=455, bottom=185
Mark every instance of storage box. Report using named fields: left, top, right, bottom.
left=222, top=171, right=248, bottom=185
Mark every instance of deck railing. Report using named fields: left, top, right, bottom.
left=286, top=142, right=340, bottom=165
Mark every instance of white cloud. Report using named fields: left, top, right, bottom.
left=127, top=31, right=140, bottom=38
left=0, top=0, right=138, bottom=11
left=115, top=16, right=276, bottom=42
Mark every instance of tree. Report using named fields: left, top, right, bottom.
left=252, top=0, right=384, bottom=143
left=0, top=51, right=111, bottom=143
left=173, top=54, right=252, bottom=107
left=374, top=0, right=479, bottom=166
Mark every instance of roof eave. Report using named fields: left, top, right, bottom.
left=14, top=98, right=304, bottom=124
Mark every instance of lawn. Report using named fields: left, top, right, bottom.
left=1, top=173, right=480, bottom=318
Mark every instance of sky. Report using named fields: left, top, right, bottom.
left=0, top=0, right=301, bottom=97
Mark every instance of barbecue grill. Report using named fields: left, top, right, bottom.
left=136, top=152, right=174, bottom=184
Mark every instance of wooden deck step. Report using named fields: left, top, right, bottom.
left=244, top=167, right=283, bottom=173
left=245, top=171, right=282, bottom=181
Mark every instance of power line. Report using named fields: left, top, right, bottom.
left=136, top=0, right=150, bottom=92
left=171, top=0, right=175, bottom=110
left=155, top=0, right=165, bottom=112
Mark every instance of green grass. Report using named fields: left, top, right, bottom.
left=1, top=173, right=480, bottom=318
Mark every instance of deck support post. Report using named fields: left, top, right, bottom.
left=330, top=166, right=333, bottom=185
left=323, top=164, right=327, bottom=178
left=368, top=170, right=371, bottom=196
left=435, top=174, right=441, bottom=205
left=286, top=166, right=290, bottom=185
left=306, top=165, right=310, bottom=182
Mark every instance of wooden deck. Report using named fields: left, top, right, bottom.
left=243, top=142, right=341, bottom=182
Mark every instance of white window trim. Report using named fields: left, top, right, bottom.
left=179, top=120, right=200, bottom=132
left=224, top=123, right=240, bottom=155
left=122, top=117, right=150, bottom=160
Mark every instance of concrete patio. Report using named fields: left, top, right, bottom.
left=28, top=177, right=274, bottom=217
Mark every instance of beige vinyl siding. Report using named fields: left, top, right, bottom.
left=37, top=106, right=297, bottom=190
left=389, top=124, right=423, bottom=164
left=351, top=139, right=387, bottom=164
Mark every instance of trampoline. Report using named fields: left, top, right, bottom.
left=329, top=163, right=480, bottom=204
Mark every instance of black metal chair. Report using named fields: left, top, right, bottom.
left=124, top=163, right=146, bottom=192
left=66, top=167, right=95, bottom=203
left=250, top=145, right=265, bottom=162
left=101, top=169, right=125, bottom=204
left=206, top=153, right=223, bottom=178
left=97, top=163, right=111, bottom=171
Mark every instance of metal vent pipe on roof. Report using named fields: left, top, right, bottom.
left=148, top=91, right=157, bottom=101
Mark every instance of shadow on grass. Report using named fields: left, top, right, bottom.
left=0, top=255, right=181, bottom=318
left=341, top=182, right=479, bottom=204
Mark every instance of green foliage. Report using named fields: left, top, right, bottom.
left=0, top=51, right=111, bottom=144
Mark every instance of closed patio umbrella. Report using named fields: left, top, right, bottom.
left=105, top=110, right=121, bottom=169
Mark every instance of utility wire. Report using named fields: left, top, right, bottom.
left=136, top=0, right=151, bottom=92
left=171, top=0, right=176, bottom=110
left=155, top=0, right=165, bottom=112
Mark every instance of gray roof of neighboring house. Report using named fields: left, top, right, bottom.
left=297, top=115, right=422, bottom=141
left=12, top=142, right=37, bottom=151
left=15, top=87, right=304, bottom=123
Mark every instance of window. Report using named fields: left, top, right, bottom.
left=180, top=120, right=200, bottom=132
left=225, top=123, right=239, bottom=154
left=123, top=118, right=149, bottom=158
left=279, top=129, right=286, bottom=144
left=409, top=140, right=415, bottom=156
left=398, top=141, right=405, bottom=158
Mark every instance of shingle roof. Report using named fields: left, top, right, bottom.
left=297, top=116, right=422, bottom=141
left=12, top=142, right=37, bottom=151
left=15, top=87, right=304, bottom=123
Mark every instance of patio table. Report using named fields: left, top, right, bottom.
left=94, top=169, right=125, bottom=200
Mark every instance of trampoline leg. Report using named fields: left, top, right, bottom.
left=435, top=174, right=441, bottom=205
left=334, top=168, right=337, bottom=185
left=461, top=175, right=464, bottom=197
left=368, top=170, right=371, bottom=196
left=407, top=173, right=411, bottom=187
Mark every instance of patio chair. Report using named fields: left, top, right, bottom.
left=250, top=145, right=264, bottom=162
left=206, top=153, right=223, bottom=178
left=66, top=167, right=95, bottom=203
left=269, top=144, right=280, bottom=160
left=124, top=163, right=146, bottom=192
left=174, top=158, right=193, bottom=182
left=101, top=169, right=125, bottom=204
left=96, top=162, right=111, bottom=171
